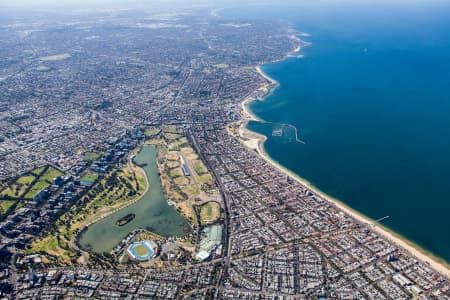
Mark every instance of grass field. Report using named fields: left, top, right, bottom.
left=200, top=202, right=221, bottom=224
left=0, top=200, right=16, bottom=216
left=24, top=180, right=51, bottom=199
left=32, top=167, right=46, bottom=176
left=3, top=166, right=63, bottom=200
left=1, top=175, right=35, bottom=198
left=166, top=151, right=179, bottom=161
left=196, top=174, right=213, bottom=184
left=145, top=128, right=160, bottom=136
left=163, top=125, right=178, bottom=134
left=146, top=138, right=165, bottom=145
left=165, top=133, right=182, bottom=142
left=41, top=167, right=63, bottom=182
left=17, top=174, right=36, bottom=185
left=169, top=169, right=182, bottom=178
left=167, top=161, right=180, bottom=168
left=193, top=160, right=207, bottom=175
left=80, top=173, right=98, bottom=183
left=174, top=177, right=189, bottom=185
left=84, top=152, right=103, bottom=160
left=133, top=244, right=150, bottom=257
left=168, top=137, right=188, bottom=148
left=175, top=201, right=196, bottom=225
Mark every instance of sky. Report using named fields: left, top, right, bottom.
left=0, top=0, right=263, bottom=9
left=1, top=0, right=447, bottom=9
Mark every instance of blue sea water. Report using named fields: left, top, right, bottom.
left=223, top=0, right=450, bottom=263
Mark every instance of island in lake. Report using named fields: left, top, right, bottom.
left=116, top=213, right=135, bottom=226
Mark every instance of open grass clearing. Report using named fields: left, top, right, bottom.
left=145, top=128, right=160, bottom=136
left=162, top=125, right=178, bottom=134
left=164, top=133, right=182, bottom=141
left=169, top=168, right=182, bottom=178
left=196, top=174, right=213, bottom=184
left=1, top=174, right=36, bottom=198
left=41, top=166, right=64, bottom=182
left=17, top=174, right=36, bottom=185
left=175, top=201, right=195, bottom=225
left=192, top=160, right=207, bottom=175
left=166, top=161, right=180, bottom=168
left=166, top=151, right=179, bottom=161
left=24, top=180, right=51, bottom=199
left=84, top=152, right=103, bottom=161
left=174, top=177, right=189, bottom=186
left=180, top=147, right=194, bottom=155
left=146, top=138, right=165, bottom=145
left=32, top=167, right=46, bottom=176
left=200, top=201, right=221, bottom=224
left=0, top=200, right=16, bottom=215
left=80, top=173, right=98, bottom=183
left=182, top=185, right=199, bottom=197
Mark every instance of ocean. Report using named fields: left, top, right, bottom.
left=223, top=0, right=450, bottom=263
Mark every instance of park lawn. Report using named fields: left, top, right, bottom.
left=0, top=186, right=19, bottom=198
left=163, top=125, right=178, bottom=134
left=168, top=138, right=189, bottom=151
left=1, top=174, right=36, bottom=198
left=32, top=167, right=46, bottom=176
left=0, top=200, right=16, bottom=215
left=175, top=201, right=196, bottom=225
left=146, top=138, right=165, bottom=145
left=27, top=234, right=75, bottom=264
left=86, top=167, right=144, bottom=211
left=169, top=168, right=182, bottom=179
left=24, top=180, right=51, bottom=199
left=180, top=147, right=198, bottom=160
left=84, top=152, right=103, bottom=161
left=166, top=161, right=180, bottom=169
left=145, top=128, right=160, bottom=136
left=29, top=235, right=59, bottom=253
left=200, top=202, right=221, bottom=224
left=193, top=160, right=207, bottom=175
left=174, top=177, right=189, bottom=186
left=169, top=190, right=185, bottom=201
left=196, top=174, right=213, bottom=184
left=133, top=230, right=164, bottom=242
left=15, top=202, right=23, bottom=210
left=17, top=174, right=36, bottom=185
left=164, top=132, right=182, bottom=142
left=180, top=147, right=194, bottom=155
left=80, top=173, right=98, bottom=183
left=76, top=166, right=145, bottom=228
left=41, top=167, right=64, bottom=182
left=182, top=185, right=199, bottom=198
left=166, top=151, right=179, bottom=161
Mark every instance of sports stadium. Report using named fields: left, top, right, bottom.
left=126, top=240, right=158, bottom=261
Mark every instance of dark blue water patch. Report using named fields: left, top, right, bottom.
left=226, top=1, right=450, bottom=263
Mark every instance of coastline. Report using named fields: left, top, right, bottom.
left=239, top=65, right=450, bottom=279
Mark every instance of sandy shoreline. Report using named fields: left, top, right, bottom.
left=238, top=66, right=450, bottom=279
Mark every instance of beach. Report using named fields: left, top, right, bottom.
left=238, top=65, right=450, bottom=279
